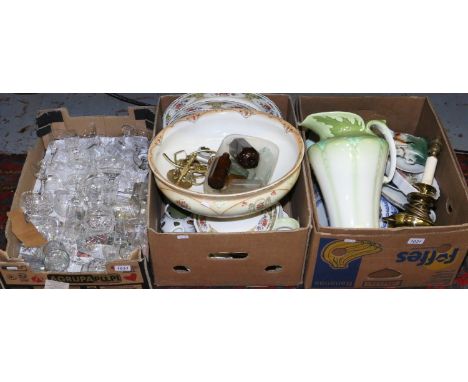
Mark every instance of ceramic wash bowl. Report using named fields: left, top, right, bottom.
left=148, top=109, right=304, bottom=218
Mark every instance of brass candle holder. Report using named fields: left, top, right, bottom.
left=383, top=138, right=442, bottom=227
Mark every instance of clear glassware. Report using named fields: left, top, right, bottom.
left=53, top=190, right=75, bottom=219
left=65, top=195, right=86, bottom=222
left=113, top=195, right=140, bottom=222
left=83, top=122, right=97, bottom=140
left=43, top=241, right=70, bottom=272
left=24, top=134, right=149, bottom=274
left=133, top=147, right=149, bottom=172
left=43, top=174, right=65, bottom=193
left=61, top=195, right=86, bottom=246
left=33, top=216, right=60, bottom=241
left=32, top=159, right=49, bottom=192
left=117, top=125, right=148, bottom=159
left=83, top=201, right=115, bottom=236
left=102, top=245, right=122, bottom=262
left=19, top=246, right=45, bottom=272
left=68, top=149, right=92, bottom=173
left=52, top=129, right=80, bottom=157
left=119, top=124, right=136, bottom=151
left=81, top=173, right=116, bottom=204
left=97, top=151, right=125, bottom=183
left=82, top=258, right=106, bottom=273
left=20, top=191, right=54, bottom=220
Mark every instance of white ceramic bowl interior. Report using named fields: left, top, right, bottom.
left=151, top=110, right=301, bottom=194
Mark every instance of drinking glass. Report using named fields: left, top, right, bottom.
left=20, top=191, right=54, bottom=220
left=97, top=152, right=125, bottom=183
left=83, top=201, right=115, bottom=236
left=53, top=190, right=75, bottom=219
left=113, top=194, right=140, bottom=222
left=81, top=173, right=116, bottom=204
left=33, top=216, right=60, bottom=241
left=43, top=174, right=65, bottom=193
left=43, top=241, right=70, bottom=272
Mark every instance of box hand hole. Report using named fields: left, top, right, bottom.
left=446, top=200, right=453, bottom=214
left=173, top=265, right=190, bottom=273
left=208, top=252, right=248, bottom=260
left=265, top=265, right=283, bottom=272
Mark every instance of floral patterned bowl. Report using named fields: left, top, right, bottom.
left=148, top=109, right=304, bottom=218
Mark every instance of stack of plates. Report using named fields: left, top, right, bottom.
left=163, top=93, right=282, bottom=127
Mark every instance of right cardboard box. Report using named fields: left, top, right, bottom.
left=297, top=96, right=468, bottom=288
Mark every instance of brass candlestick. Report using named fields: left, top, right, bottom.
left=384, top=138, right=442, bottom=227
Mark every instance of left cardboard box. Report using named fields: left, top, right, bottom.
left=0, top=107, right=154, bottom=288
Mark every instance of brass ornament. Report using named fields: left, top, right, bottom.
left=164, top=148, right=216, bottom=189
left=384, top=138, right=442, bottom=228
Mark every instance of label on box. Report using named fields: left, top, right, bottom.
left=177, top=235, right=189, bottom=240
left=114, top=265, right=132, bottom=272
left=312, top=238, right=383, bottom=288
left=407, top=238, right=425, bottom=245
left=44, top=279, right=70, bottom=289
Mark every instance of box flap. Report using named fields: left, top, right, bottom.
left=8, top=209, right=47, bottom=248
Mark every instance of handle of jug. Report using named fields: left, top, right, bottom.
left=367, top=120, right=397, bottom=184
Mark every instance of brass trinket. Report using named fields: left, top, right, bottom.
left=384, top=138, right=442, bottom=227
left=164, top=148, right=216, bottom=189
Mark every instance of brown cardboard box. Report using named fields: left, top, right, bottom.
left=0, top=107, right=154, bottom=288
left=147, top=95, right=312, bottom=287
left=297, top=96, right=468, bottom=288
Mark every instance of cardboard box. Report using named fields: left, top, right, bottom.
left=0, top=107, right=154, bottom=289
left=297, top=96, right=468, bottom=288
left=147, top=95, right=312, bottom=287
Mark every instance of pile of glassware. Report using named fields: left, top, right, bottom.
left=19, top=125, right=149, bottom=273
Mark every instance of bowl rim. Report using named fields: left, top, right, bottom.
left=148, top=108, right=305, bottom=199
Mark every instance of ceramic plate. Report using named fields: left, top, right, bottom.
left=379, top=196, right=400, bottom=228
left=163, top=93, right=282, bottom=127
left=194, top=204, right=281, bottom=233
left=381, top=185, right=408, bottom=209
left=167, top=100, right=257, bottom=127
left=394, top=132, right=428, bottom=173
left=391, top=169, right=440, bottom=198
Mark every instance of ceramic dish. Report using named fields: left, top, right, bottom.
left=381, top=184, right=408, bottom=209
left=148, top=109, right=304, bottom=218
left=393, top=132, right=428, bottom=173
left=166, top=99, right=257, bottom=127
left=379, top=196, right=400, bottom=228
left=194, top=204, right=282, bottom=233
left=391, top=169, right=440, bottom=199
left=163, top=93, right=282, bottom=127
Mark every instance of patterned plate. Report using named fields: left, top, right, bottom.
left=163, top=93, right=282, bottom=127
left=167, top=99, right=257, bottom=127
left=194, top=204, right=281, bottom=233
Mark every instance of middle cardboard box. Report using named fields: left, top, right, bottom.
left=147, top=94, right=312, bottom=287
